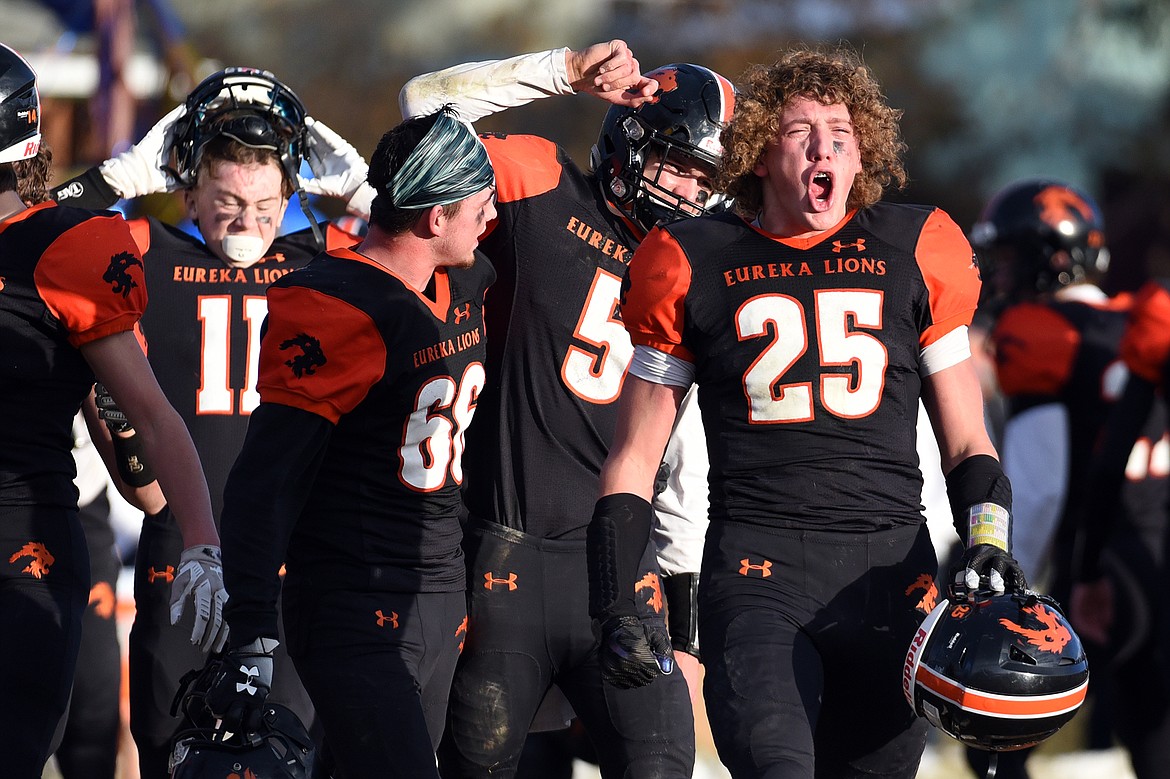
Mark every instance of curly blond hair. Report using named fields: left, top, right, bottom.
left=718, top=43, right=907, bottom=218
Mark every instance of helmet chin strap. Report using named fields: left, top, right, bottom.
left=985, top=751, right=998, bottom=779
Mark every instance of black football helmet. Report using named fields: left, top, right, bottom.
left=170, top=66, right=309, bottom=188
left=169, top=702, right=316, bottom=779
left=590, top=63, right=735, bottom=234
left=903, top=591, right=1089, bottom=751
left=168, top=655, right=315, bottom=778
left=970, top=178, right=1109, bottom=301
left=0, top=43, right=41, bottom=164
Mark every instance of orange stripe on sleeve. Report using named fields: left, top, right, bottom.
left=34, top=214, right=147, bottom=348
left=623, top=226, right=694, bottom=362
left=915, top=209, right=981, bottom=348
left=257, top=285, right=387, bottom=423
left=1121, top=281, right=1170, bottom=384
left=992, top=303, right=1080, bottom=397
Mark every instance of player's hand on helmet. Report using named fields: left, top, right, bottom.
left=594, top=614, right=675, bottom=689
left=951, top=543, right=1028, bottom=601
left=169, top=544, right=230, bottom=652
left=566, top=40, right=658, bottom=106
left=98, top=104, right=186, bottom=198
left=93, top=382, right=132, bottom=433
left=300, top=116, right=374, bottom=219
left=203, top=637, right=278, bottom=736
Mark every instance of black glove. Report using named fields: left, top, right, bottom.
left=94, top=382, right=131, bottom=433
left=951, top=543, right=1028, bottom=601
left=595, top=614, right=675, bottom=689
left=203, top=637, right=278, bottom=737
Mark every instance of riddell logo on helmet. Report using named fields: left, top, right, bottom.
left=902, top=622, right=930, bottom=706
left=999, top=603, right=1072, bottom=653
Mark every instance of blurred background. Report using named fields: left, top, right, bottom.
left=4, top=1, right=1165, bottom=777
left=5, top=0, right=1170, bottom=291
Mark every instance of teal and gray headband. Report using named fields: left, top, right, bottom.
left=385, top=109, right=494, bottom=209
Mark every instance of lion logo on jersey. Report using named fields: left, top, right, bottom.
left=280, top=333, right=327, bottom=378
left=103, top=251, right=143, bottom=297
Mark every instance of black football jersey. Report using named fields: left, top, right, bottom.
left=465, top=133, right=642, bottom=539
left=127, top=216, right=355, bottom=518
left=624, top=204, right=981, bottom=531
left=260, top=248, right=495, bottom=591
left=0, top=203, right=146, bottom=508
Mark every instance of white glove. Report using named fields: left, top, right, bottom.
left=170, top=544, right=230, bottom=653
left=299, top=115, right=373, bottom=218
left=98, top=104, right=187, bottom=198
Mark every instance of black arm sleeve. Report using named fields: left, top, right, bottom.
left=587, top=493, right=654, bottom=620
left=49, top=166, right=121, bottom=209
left=221, top=402, right=332, bottom=646
left=1073, top=375, right=1157, bottom=581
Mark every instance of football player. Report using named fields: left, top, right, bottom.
left=587, top=44, right=1026, bottom=778
left=400, top=41, right=734, bottom=778
left=47, top=66, right=369, bottom=777
left=203, top=107, right=496, bottom=778
left=0, top=41, right=223, bottom=777
left=975, top=180, right=1170, bottom=779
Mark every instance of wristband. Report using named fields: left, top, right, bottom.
left=111, top=432, right=156, bottom=487
left=662, top=572, right=700, bottom=659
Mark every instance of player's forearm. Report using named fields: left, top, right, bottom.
left=49, top=166, right=122, bottom=209
left=399, top=47, right=573, bottom=122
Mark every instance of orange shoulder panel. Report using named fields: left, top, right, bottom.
left=480, top=134, right=563, bottom=204
left=623, top=226, right=694, bottom=362
left=993, top=303, right=1079, bottom=397
left=324, top=221, right=361, bottom=250
left=1121, top=281, right=1170, bottom=384
left=915, top=209, right=981, bottom=348
left=127, top=217, right=152, bottom=254
left=34, top=213, right=147, bottom=348
left=257, top=284, right=387, bottom=423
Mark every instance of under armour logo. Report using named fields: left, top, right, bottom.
left=484, top=571, right=518, bottom=591
left=375, top=609, right=399, bottom=628
left=454, top=303, right=472, bottom=323
left=148, top=565, right=175, bottom=584
left=832, top=239, right=866, bottom=253
left=236, top=664, right=260, bottom=695
left=739, top=558, right=773, bottom=577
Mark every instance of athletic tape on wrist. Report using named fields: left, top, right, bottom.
left=967, top=502, right=1010, bottom=551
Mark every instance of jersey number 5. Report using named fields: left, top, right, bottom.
left=739, top=289, right=887, bottom=422
left=561, top=268, right=633, bottom=404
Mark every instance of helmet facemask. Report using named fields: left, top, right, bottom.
left=591, top=63, right=736, bottom=235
